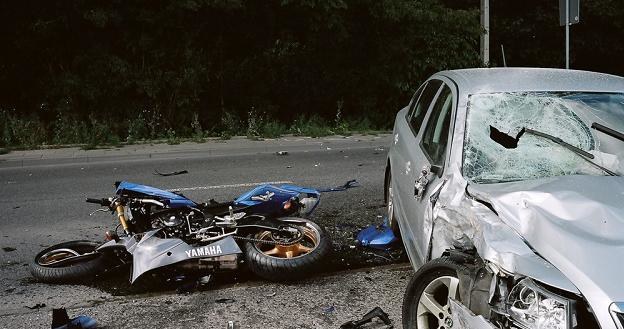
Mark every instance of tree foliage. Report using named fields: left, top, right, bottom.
left=3, top=0, right=621, bottom=146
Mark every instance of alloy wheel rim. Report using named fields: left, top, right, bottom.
left=38, top=248, right=91, bottom=266
left=255, top=225, right=319, bottom=259
left=416, top=275, right=459, bottom=329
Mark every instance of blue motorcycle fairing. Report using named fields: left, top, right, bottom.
left=356, top=217, right=398, bottom=250
left=234, top=184, right=320, bottom=215
left=116, top=181, right=197, bottom=208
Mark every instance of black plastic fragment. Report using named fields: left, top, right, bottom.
left=339, top=306, right=393, bottom=329
left=317, top=179, right=359, bottom=192
left=25, top=302, right=45, bottom=310
left=153, top=169, right=188, bottom=176
left=215, top=298, right=235, bottom=304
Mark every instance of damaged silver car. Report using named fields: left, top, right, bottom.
left=385, top=68, right=624, bottom=329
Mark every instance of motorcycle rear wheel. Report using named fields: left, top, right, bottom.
left=30, top=240, right=107, bottom=283
left=244, top=217, right=331, bottom=281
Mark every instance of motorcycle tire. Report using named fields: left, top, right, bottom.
left=244, top=217, right=331, bottom=281
left=30, top=240, right=107, bottom=283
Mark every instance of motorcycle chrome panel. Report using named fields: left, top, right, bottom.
left=130, top=229, right=242, bottom=283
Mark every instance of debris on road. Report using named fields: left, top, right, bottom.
left=275, top=151, right=289, bottom=156
left=317, top=179, right=359, bottom=192
left=153, top=169, right=188, bottom=176
left=2, top=246, right=16, bottom=252
left=24, top=303, right=46, bottom=310
left=339, top=307, right=393, bottom=329
left=356, top=217, right=398, bottom=250
left=322, top=305, right=336, bottom=315
left=51, top=308, right=97, bottom=329
left=215, top=298, right=236, bottom=304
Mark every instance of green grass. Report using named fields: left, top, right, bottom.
left=0, top=110, right=388, bottom=149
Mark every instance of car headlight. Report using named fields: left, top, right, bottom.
left=507, top=278, right=577, bottom=329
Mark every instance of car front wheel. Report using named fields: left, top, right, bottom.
left=402, top=257, right=467, bottom=329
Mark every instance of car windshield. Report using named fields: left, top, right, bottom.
left=463, top=92, right=624, bottom=183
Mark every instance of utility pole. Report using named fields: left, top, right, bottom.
left=565, top=0, right=570, bottom=69
left=560, top=0, right=580, bottom=69
left=480, top=0, right=490, bottom=66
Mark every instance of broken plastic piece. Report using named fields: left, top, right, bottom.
left=153, top=169, right=188, bottom=176
left=25, top=303, right=45, bottom=310
left=356, top=217, right=398, bottom=250
left=275, top=151, right=289, bottom=156
left=339, top=307, right=393, bottom=329
left=317, top=179, right=359, bottom=192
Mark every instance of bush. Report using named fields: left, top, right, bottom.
left=0, top=109, right=47, bottom=148
left=219, top=111, right=241, bottom=140
left=261, top=119, right=288, bottom=138
left=127, top=108, right=164, bottom=142
left=289, top=115, right=333, bottom=138
left=165, top=128, right=180, bottom=145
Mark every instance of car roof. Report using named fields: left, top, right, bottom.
left=435, top=67, right=624, bottom=95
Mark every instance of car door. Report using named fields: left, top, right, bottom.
left=395, top=81, right=456, bottom=268
left=391, top=79, right=442, bottom=266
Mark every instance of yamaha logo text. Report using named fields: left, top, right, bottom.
left=185, top=245, right=223, bottom=258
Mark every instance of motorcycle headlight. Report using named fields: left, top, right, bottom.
left=507, top=278, right=577, bottom=329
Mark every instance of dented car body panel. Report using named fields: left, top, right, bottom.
left=388, top=68, right=624, bottom=329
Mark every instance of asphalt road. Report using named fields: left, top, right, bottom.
left=0, top=134, right=412, bottom=328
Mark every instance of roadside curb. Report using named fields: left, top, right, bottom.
left=0, top=134, right=391, bottom=168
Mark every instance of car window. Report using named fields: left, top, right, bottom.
left=463, top=92, right=624, bottom=183
left=421, top=85, right=453, bottom=166
left=407, top=82, right=427, bottom=118
left=409, top=79, right=442, bottom=136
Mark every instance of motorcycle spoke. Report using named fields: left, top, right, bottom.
left=294, top=244, right=312, bottom=254
left=264, top=247, right=281, bottom=256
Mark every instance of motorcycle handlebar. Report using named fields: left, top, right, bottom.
left=86, top=198, right=110, bottom=206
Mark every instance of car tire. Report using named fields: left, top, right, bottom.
left=402, top=257, right=468, bottom=329
left=385, top=167, right=401, bottom=238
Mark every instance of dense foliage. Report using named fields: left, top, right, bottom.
left=0, top=0, right=622, bottom=147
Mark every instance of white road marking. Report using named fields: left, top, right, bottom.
left=168, top=181, right=293, bottom=192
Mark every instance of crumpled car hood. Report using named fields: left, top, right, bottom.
left=468, top=175, right=624, bottom=323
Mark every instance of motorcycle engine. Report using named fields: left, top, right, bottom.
left=151, top=209, right=209, bottom=240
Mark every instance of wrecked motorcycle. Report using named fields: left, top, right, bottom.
left=31, top=180, right=340, bottom=284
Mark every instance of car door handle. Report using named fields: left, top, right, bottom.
left=414, top=165, right=431, bottom=200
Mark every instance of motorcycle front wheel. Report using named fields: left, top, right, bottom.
left=244, top=217, right=331, bottom=281
left=30, top=240, right=108, bottom=283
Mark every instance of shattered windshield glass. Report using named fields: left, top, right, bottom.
left=463, top=92, right=624, bottom=183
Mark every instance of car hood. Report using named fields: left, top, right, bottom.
left=468, top=175, right=624, bottom=325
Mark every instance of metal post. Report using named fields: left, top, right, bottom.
left=480, top=0, right=490, bottom=66
left=501, top=44, right=507, bottom=67
left=565, top=0, right=570, bottom=69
